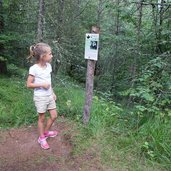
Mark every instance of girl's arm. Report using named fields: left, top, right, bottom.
left=27, top=75, right=50, bottom=89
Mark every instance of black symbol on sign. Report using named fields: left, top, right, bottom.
left=90, top=41, right=97, bottom=50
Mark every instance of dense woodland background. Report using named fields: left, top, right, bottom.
left=0, top=0, right=171, bottom=170
left=1, top=0, right=171, bottom=99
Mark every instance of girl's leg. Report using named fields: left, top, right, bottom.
left=38, top=113, right=45, bottom=137
left=44, top=109, right=57, bottom=132
left=38, top=113, right=50, bottom=150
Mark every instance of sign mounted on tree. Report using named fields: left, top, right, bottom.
left=84, top=33, right=99, bottom=61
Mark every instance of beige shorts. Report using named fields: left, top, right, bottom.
left=33, top=95, right=56, bottom=113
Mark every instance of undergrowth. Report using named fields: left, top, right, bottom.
left=0, top=65, right=170, bottom=170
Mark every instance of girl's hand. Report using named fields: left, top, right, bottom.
left=42, top=83, right=50, bottom=89
left=53, top=93, right=57, bottom=101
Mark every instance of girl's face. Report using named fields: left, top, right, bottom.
left=42, top=48, right=53, bottom=63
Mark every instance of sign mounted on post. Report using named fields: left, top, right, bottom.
left=84, top=33, right=99, bottom=61
left=83, top=25, right=100, bottom=124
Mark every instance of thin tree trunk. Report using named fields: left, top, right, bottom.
left=52, top=0, right=65, bottom=75
left=157, top=0, right=165, bottom=53
left=0, top=59, right=7, bottom=74
left=151, top=0, right=165, bottom=54
left=0, top=0, right=4, bottom=52
left=37, top=0, right=45, bottom=42
left=95, top=0, right=102, bottom=76
left=127, top=0, right=143, bottom=106
left=56, top=0, right=64, bottom=42
left=111, top=0, right=120, bottom=93
left=0, top=0, right=7, bottom=74
left=152, top=1, right=158, bottom=54
left=132, top=0, right=143, bottom=78
left=0, top=0, right=3, bottom=32
left=167, top=3, right=171, bottom=52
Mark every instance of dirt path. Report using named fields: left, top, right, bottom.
left=0, top=118, right=112, bottom=171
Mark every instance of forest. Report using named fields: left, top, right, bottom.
left=0, top=0, right=171, bottom=170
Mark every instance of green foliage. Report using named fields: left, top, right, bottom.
left=55, top=81, right=85, bottom=120
left=139, top=118, right=171, bottom=168
left=0, top=34, right=18, bottom=44
left=0, top=72, right=169, bottom=170
left=1, top=0, right=171, bottom=170
left=121, top=57, right=171, bottom=127
left=90, top=95, right=123, bottom=132
left=0, top=56, right=7, bottom=62
left=1, top=0, right=171, bottom=99
left=7, top=63, right=27, bottom=78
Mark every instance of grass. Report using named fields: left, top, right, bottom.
left=0, top=71, right=170, bottom=170
left=0, top=75, right=36, bottom=128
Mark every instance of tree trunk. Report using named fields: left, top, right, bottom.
left=132, top=0, right=143, bottom=79
left=111, top=0, right=120, bottom=93
left=127, top=0, right=143, bottom=106
left=0, top=0, right=4, bottom=53
left=0, top=0, right=7, bottom=74
left=0, top=0, right=3, bottom=32
left=157, top=0, right=165, bottom=53
left=152, top=1, right=158, bottom=54
left=52, top=0, right=65, bottom=75
left=37, top=0, right=45, bottom=42
left=94, top=0, right=103, bottom=77
left=152, top=0, right=165, bottom=54
left=0, top=60, right=7, bottom=74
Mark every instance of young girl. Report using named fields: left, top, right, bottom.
left=27, top=43, right=58, bottom=150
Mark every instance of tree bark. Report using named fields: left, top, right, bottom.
left=37, top=0, right=45, bottom=42
left=0, top=60, right=7, bottom=74
left=127, top=0, right=143, bottom=106
left=95, top=0, right=103, bottom=77
left=0, top=0, right=3, bottom=32
left=0, top=0, right=4, bottom=53
left=151, top=0, right=166, bottom=54
left=52, top=0, right=65, bottom=75
left=132, top=0, right=143, bottom=78
left=111, top=0, right=120, bottom=93
left=0, top=0, right=7, bottom=75
left=157, top=0, right=165, bottom=53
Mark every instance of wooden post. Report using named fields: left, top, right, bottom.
left=83, top=26, right=100, bottom=124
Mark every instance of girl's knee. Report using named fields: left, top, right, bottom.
left=38, top=113, right=45, bottom=123
left=49, top=109, right=57, bottom=121
left=51, top=113, right=57, bottom=121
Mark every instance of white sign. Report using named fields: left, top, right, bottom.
left=84, top=33, right=99, bottom=61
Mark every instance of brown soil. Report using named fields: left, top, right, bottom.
left=0, top=118, right=112, bottom=171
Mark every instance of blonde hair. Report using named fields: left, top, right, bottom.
left=28, top=43, right=51, bottom=62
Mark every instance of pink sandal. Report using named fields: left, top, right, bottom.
left=44, top=131, right=58, bottom=138
left=38, top=137, right=50, bottom=150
